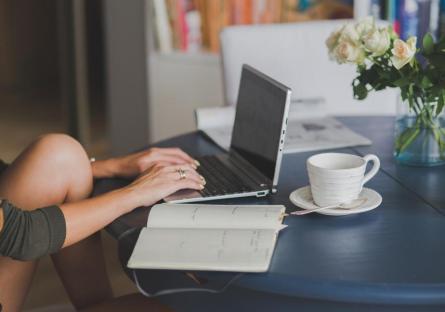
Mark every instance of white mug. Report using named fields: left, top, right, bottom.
left=307, top=153, right=380, bottom=207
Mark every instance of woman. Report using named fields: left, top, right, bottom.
left=0, top=134, right=205, bottom=311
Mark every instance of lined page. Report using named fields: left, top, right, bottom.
left=127, top=227, right=277, bottom=272
left=147, top=204, right=286, bottom=230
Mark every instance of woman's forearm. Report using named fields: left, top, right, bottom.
left=91, top=158, right=121, bottom=179
left=61, top=187, right=138, bottom=247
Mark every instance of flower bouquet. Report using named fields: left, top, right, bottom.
left=326, top=17, right=445, bottom=166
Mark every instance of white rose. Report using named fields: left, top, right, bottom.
left=326, top=26, right=344, bottom=60
left=356, top=16, right=375, bottom=37
left=340, top=23, right=360, bottom=44
left=333, top=39, right=365, bottom=65
left=363, top=27, right=390, bottom=56
left=391, top=37, right=417, bottom=69
left=326, top=27, right=343, bottom=53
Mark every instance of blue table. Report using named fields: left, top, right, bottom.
left=95, top=117, right=445, bottom=311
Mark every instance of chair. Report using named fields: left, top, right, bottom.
left=219, top=19, right=397, bottom=116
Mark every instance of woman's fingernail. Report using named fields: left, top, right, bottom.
left=194, top=160, right=201, bottom=167
left=200, top=184, right=205, bottom=189
left=191, top=163, right=198, bottom=169
left=200, top=177, right=206, bottom=185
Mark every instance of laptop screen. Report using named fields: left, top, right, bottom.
left=230, top=65, right=290, bottom=181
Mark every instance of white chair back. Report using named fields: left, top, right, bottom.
left=220, top=19, right=397, bottom=116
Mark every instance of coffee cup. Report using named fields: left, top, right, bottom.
left=307, top=153, right=380, bottom=207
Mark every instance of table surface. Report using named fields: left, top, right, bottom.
left=94, top=116, right=445, bottom=310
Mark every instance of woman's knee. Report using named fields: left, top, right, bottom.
left=1, top=134, right=93, bottom=205
left=32, top=134, right=93, bottom=199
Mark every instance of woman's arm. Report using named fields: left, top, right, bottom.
left=63, top=162, right=204, bottom=247
left=0, top=163, right=204, bottom=260
left=91, top=147, right=199, bottom=179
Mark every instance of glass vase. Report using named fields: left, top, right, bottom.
left=394, top=95, right=445, bottom=166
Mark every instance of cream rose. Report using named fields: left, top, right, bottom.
left=391, top=37, right=417, bottom=69
left=363, top=27, right=390, bottom=56
left=326, top=27, right=342, bottom=52
left=326, top=26, right=344, bottom=60
left=356, top=16, right=375, bottom=37
left=333, top=39, right=365, bottom=65
left=340, top=23, right=360, bottom=44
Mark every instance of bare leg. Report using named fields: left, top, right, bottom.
left=0, top=134, right=112, bottom=311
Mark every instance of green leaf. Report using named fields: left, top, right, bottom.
left=393, top=77, right=410, bottom=87
left=420, top=76, right=433, bottom=89
left=423, top=33, right=434, bottom=55
left=408, top=84, right=415, bottom=109
left=395, top=127, right=420, bottom=155
left=437, top=91, right=445, bottom=116
left=426, top=54, right=445, bottom=70
left=353, top=82, right=368, bottom=100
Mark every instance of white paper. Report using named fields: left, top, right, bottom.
left=195, top=104, right=371, bottom=153
left=147, top=204, right=286, bottom=230
left=127, top=227, right=276, bottom=272
left=284, top=116, right=371, bottom=153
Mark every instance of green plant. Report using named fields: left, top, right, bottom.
left=327, top=17, right=445, bottom=158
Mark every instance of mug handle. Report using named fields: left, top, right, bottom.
left=362, top=154, right=380, bottom=186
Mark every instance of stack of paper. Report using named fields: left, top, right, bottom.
left=195, top=105, right=371, bottom=153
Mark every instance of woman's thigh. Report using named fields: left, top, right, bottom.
left=0, top=134, right=96, bottom=311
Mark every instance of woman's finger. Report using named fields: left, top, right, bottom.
left=176, top=179, right=205, bottom=192
left=163, top=164, right=199, bottom=173
left=158, top=148, right=196, bottom=164
left=165, top=170, right=205, bottom=185
left=144, top=154, right=190, bottom=167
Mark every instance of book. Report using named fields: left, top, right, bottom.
left=153, top=0, right=174, bottom=53
left=152, top=0, right=353, bottom=53
left=430, top=0, right=440, bottom=38
left=440, top=0, right=445, bottom=37
left=418, top=0, right=432, bottom=44
left=398, top=0, right=419, bottom=39
left=195, top=104, right=372, bottom=154
left=370, top=0, right=382, bottom=19
left=127, top=204, right=287, bottom=272
left=353, top=0, right=371, bottom=19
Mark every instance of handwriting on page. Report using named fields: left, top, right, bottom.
left=165, top=229, right=273, bottom=265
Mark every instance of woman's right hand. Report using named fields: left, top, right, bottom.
left=125, top=164, right=205, bottom=207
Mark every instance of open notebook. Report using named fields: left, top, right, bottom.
left=127, top=204, right=287, bottom=272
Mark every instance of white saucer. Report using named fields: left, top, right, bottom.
left=289, top=186, right=382, bottom=216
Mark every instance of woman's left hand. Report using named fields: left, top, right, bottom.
left=92, top=147, right=199, bottom=179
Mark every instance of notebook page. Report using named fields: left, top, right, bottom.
left=147, top=204, right=286, bottom=230
left=127, top=227, right=277, bottom=272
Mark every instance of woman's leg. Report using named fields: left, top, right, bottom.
left=0, top=134, right=112, bottom=311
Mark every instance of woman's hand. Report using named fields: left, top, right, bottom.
left=60, top=163, right=205, bottom=248
left=124, top=163, right=205, bottom=207
left=92, top=147, right=199, bottom=179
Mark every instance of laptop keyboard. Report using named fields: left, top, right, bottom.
left=196, top=155, right=254, bottom=197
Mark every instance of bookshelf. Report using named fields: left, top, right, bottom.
left=147, top=0, right=356, bottom=143
left=105, top=0, right=445, bottom=153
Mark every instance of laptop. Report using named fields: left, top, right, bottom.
left=165, top=64, right=291, bottom=203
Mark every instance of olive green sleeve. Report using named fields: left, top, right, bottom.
left=0, top=200, right=66, bottom=261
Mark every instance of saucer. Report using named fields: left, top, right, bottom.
left=289, top=186, right=382, bottom=216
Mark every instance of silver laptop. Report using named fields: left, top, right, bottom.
left=165, top=64, right=291, bottom=203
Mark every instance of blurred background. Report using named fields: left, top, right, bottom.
left=0, top=0, right=443, bottom=310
